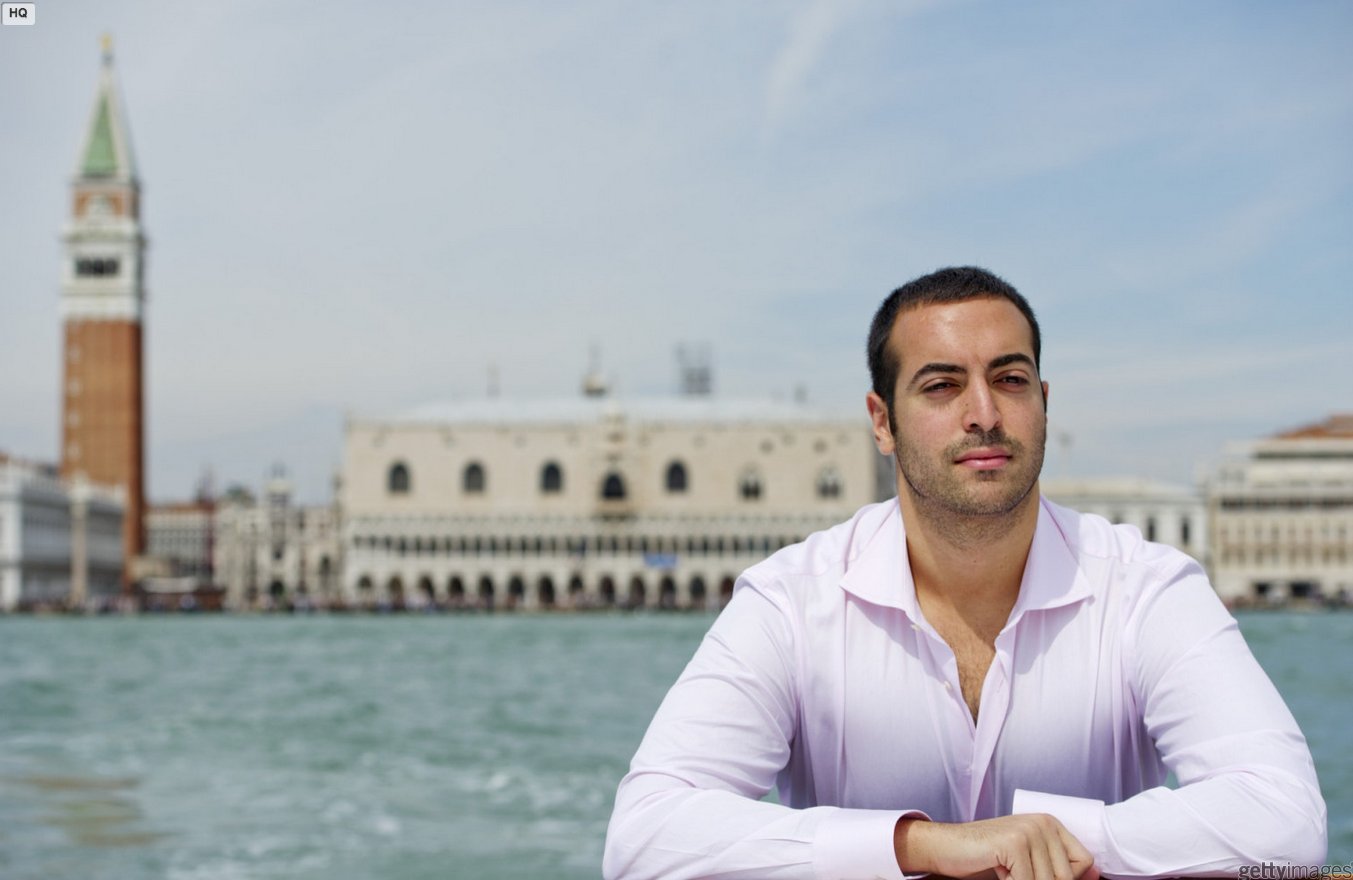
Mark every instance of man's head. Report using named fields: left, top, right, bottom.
left=867, top=266, right=1041, bottom=424
left=865, top=267, right=1048, bottom=524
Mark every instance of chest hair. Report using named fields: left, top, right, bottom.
left=928, top=613, right=1001, bottom=721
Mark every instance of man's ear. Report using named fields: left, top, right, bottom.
left=1042, top=380, right=1050, bottom=412
left=866, top=391, right=895, bottom=456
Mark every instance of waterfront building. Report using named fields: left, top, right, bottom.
left=212, top=472, right=343, bottom=609
left=340, top=380, right=886, bottom=610
left=1208, top=414, right=1353, bottom=604
left=59, top=37, right=148, bottom=589
left=145, top=499, right=214, bottom=585
left=143, top=485, right=227, bottom=609
left=1041, top=476, right=1207, bottom=564
left=0, top=454, right=124, bottom=611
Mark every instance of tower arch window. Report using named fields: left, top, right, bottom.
left=666, top=460, right=688, bottom=494
left=816, top=466, right=842, bottom=499
left=464, top=461, right=486, bottom=494
left=75, top=257, right=120, bottom=277
left=739, top=468, right=763, bottom=501
left=540, top=461, right=563, bottom=494
left=602, top=471, right=627, bottom=500
left=387, top=462, right=411, bottom=494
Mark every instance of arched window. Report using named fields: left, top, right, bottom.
left=464, top=461, right=486, bottom=494
left=816, top=466, right=842, bottom=499
left=739, top=468, right=762, bottom=501
left=540, top=461, right=563, bottom=494
left=689, top=576, right=707, bottom=609
left=666, top=460, right=688, bottom=493
left=388, top=461, right=411, bottom=494
left=602, top=471, right=627, bottom=500
left=627, top=576, right=647, bottom=609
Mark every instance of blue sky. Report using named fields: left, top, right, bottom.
left=2, top=0, right=1350, bottom=502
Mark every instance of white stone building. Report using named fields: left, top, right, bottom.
left=212, top=473, right=343, bottom=609
left=0, top=454, right=124, bottom=611
left=145, top=500, right=215, bottom=585
left=1041, top=477, right=1207, bottom=564
left=340, top=393, right=885, bottom=610
left=1208, top=415, right=1353, bottom=604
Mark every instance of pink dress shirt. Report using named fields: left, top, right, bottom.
left=604, top=497, right=1327, bottom=880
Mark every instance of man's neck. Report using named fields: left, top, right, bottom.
left=899, top=486, right=1041, bottom=619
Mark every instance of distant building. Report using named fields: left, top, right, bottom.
left=212, top=472, right=343, bottom=609
left=340, top=385, right=885, bottom=610
left=1041, top=476, right=1206, bottom=564
left=1208, top=414, right=1353, bottom=604
left=59, top=37, right=148, bottom=588
left=143, top=497, right=218, bottom=607
left=0, top=454, right=124, bottom=611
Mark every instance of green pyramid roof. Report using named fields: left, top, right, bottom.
left=75, top=39, right=136, bottom=182
left=82, top=93, right=119, bottom=177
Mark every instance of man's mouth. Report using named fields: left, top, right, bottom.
left=954, top=448, right=1012, bottom=469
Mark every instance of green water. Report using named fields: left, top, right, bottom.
left=0, top=611, right=1347, bottom=878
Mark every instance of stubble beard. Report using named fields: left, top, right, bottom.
left=894, top=424, right=1046, bottom=543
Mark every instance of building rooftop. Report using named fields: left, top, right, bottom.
left=363, top=395, right=862, bottom=427
left=1041, top=476, right=1199, bottom=500
left=1274, top=413, right=1353, bottom=440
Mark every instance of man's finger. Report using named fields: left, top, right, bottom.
left=1056, top=822, right=1097, bottom=880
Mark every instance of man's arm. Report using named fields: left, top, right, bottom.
left=1011, top=560, right=1327, bottom=875
left=603, top=580, right=917, bottom=880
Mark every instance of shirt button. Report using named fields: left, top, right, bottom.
left=943, top=681, right=953, bottom=691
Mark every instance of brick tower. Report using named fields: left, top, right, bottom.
left=60, top=36, right=147, bottom=590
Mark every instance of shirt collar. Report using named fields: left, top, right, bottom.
left=838, top=496, right=1093, bottom=620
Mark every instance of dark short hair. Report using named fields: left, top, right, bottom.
left=867, top=266, right=1041, bottom=414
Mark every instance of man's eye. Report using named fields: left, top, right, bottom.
left=923, top=382, right=957, bottom=393
left=999, top=376, right=1028, bottom=386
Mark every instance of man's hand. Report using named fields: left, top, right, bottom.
left=894, top=814, right=1099, bottom=880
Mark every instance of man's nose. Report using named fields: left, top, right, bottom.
left=964, top=384, right=1001, bottom=434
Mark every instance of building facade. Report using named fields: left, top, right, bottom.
left=0, top=455, right=124, bottom=611
left=1208, top=415, right=1353, bottom=604
left=212, top=475, right=343, bottom=610
left=59, top=38, right=147, bottom=588
left=341, top=394, right=885, bottom=610
left=1041, top=477, right=1207, bottom=564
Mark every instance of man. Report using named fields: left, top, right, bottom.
left=603, top=267, right=1327, bottom=880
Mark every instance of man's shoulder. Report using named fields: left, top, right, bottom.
left=1041, top=496, right=1204, bottom=584
left=740, top=498, right=897, bottom=592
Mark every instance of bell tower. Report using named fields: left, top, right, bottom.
left=60, top=35, right=147, bottom=589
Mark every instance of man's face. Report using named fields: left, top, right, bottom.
left=867, top=296, right=1048, bottom=519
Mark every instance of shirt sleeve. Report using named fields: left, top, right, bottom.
left=1013, top=559, right=1327, bottom=876
left=603, top=578, right=922, bottom=880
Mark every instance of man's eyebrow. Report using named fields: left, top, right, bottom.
left=989, top=352, right=1036, bottom=371
left=906, top=353, right=1036, bottom=389
left=907, top=363, right=965, bottom=388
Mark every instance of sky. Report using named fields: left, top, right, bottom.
left=2, top=0, right=1350, bottom=504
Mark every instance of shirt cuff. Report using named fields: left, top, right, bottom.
left=812, top=808, right=929, bottom=880
left=1011, top=788, right=1108, bottom=859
